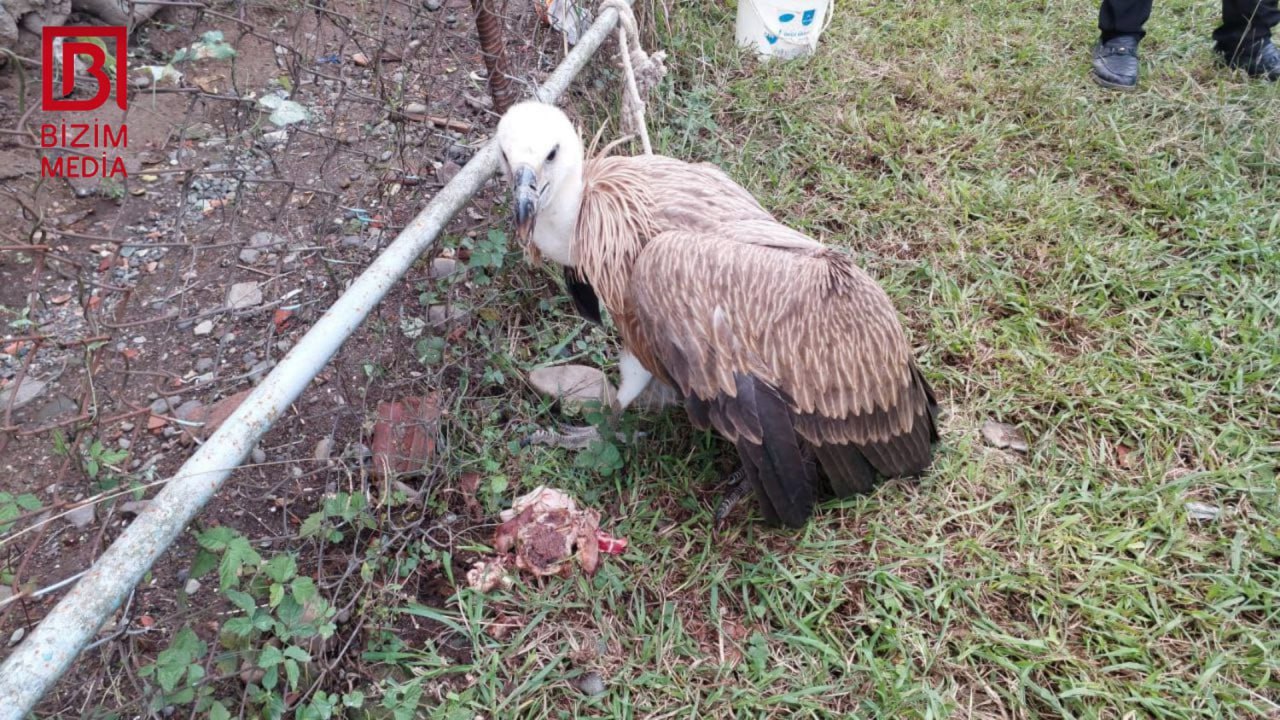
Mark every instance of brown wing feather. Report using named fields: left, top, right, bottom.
left=624, top=223, right=932, bottom=458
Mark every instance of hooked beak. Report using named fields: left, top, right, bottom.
left=511, top=165, right=538, bottom=244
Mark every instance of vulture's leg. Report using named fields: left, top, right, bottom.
left=614, top=350, right=654, bottom=412
left=712, top=466, right=753, bottom=534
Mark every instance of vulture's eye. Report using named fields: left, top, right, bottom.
left=547, top=145, right=558, bottom=162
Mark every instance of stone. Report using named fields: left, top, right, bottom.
left=404, top=101, right=429, bottom=115
left=150, top=397, right=180, bottom=414
left=119, top=500, right=149, bottom=515
left=227, top=282, right=263, bottom=309
left=251, top=447, right=267, bottom=464
left=36, top=394, right=78, bottom=423
left=239, top=248, right=261, bottom=264
left=527, top=365, right=617, bottom=411
left=184, top=579, right=201, bottom=594
left=65, top=503, right=95, bottom=529
left=175, top=400, right=205, bottom=421
left=980, top=419, right=1029, bottom=453
left=0, top=376, right=47, bottom=411
left=427, top=304, right=469, bottom=326
left=429, top=257, right=461, bottom=279
left=574, top=672, right=606, bottom=696
left=249, top=232, right=284, bottom=249
left=193, top=320, right=214, bottom=336
left=195, top=357, right=215, bottom=373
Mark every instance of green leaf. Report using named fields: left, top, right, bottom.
left=222, top=616, right=254, bottom=638
left=189, top=548, right=218, bottom=579
left=284, top=658, right=300, bottom=690
left=262, top=664, right=279, bottom=691
left=258, top=645, right=284, bottom=668
left=17, top=494, right=40, bottom=511
left=415, top=336, right=446, bottom=365
left=224, top=588, right=257, bottom=613
left=489, top=475, right=508, bottom=496
left=283, top=645, right=312, bottom=663
left=291, top=576, right=318, bottom=604
left=218, top=536, right=262, bottom=590
left=209, top=702, right=232, bottom=720
left=342, top=691, right=365, bottom=708
left=299, top=511, right=324, bottom=539
left=197, top=526, right=236, bottom=552
left=269, top=583, right=285, bottom=608
left=156, top=662, right=185, bottom=692
left=264, top=554, right=297, bottom=583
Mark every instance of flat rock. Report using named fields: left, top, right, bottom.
left=427, top=304, right=469, bottom=326
left=573, top=671, right=607, bottom=697
left=250, top=231, right=285, bottom=249
left=65, top=503, right=95, bottom=529
left=36, top=394, right=78, bottom=422
left=193, top=319, right=214, bottom=336
left=239, top=248, right=261, bottom=264
left=404, top=101, right=429, bottom=114
left=227, top=282, right=263, bottom=309
left=1186, top=501, right=1221, bottom=522
left=429, top=257, right=461, bottom=279
left=981, top=419, right=1028, bottom=453
left=175, top=399, right=206, bottom=421
left=0, top=376, right=48, bottom=411
left=150, top=397, right=181, bottom=415
left=528, top=365, right=616, bottom=411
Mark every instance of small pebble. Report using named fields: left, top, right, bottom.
left=193, top=320, right=214, bottom=336
left=239, top=248, right=261, bottom=264
left=574, top=672, right=606, bottom=696
left=184, top=579, right=201, bottom=594
left=251, top=447, right=267, bottom=464
left=195, top=357, right=215, bottom=373
left=64, top=504, right=95, bottom=529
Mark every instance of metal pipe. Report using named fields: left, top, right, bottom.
left=0, top=3, right=629, bottom=714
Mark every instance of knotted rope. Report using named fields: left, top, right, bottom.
left=598, top=0, right=666, bottom=155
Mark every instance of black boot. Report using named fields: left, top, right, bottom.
left=1219, top=38, right=1280, bottom=81
left=1091, top=35, right=1140, bottom=90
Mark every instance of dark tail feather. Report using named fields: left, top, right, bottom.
left=813, top=443, right=878, bottom=497
left=859, top=362, right=939, bottom=478
left=733, top=374, right=815, bottom=528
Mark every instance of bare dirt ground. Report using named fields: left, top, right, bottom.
left=0, top=0, right=594, bottom=712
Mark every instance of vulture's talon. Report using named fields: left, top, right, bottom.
left=712, top=467, right=752, bottom=535
left=523, top=424, right=603, bottom=450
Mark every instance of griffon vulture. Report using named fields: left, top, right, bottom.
left=495, top=101, right=939, bottom=529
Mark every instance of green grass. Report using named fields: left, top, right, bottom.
left=384, top=0, right=1279, bottom=717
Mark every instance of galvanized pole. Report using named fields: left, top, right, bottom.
left=0, top=3, right=630, bottom=714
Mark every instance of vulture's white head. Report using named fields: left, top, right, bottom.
left=494, top=101, right=585, bottom=266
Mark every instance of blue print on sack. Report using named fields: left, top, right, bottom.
left=766, top=34, right=778, bottom=44
left=801, top=9, right=815, bottom=25
left=778, top=12, right=795, bottom=22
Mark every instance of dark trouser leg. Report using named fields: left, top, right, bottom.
left=1214, top=0, right=1280, bottom=54
left=1099, top=0, right=1154, bottom=41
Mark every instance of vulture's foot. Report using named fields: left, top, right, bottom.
left=712, top=467, right=753, bottom=536
left=522, top=424, right=601, bottom=450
